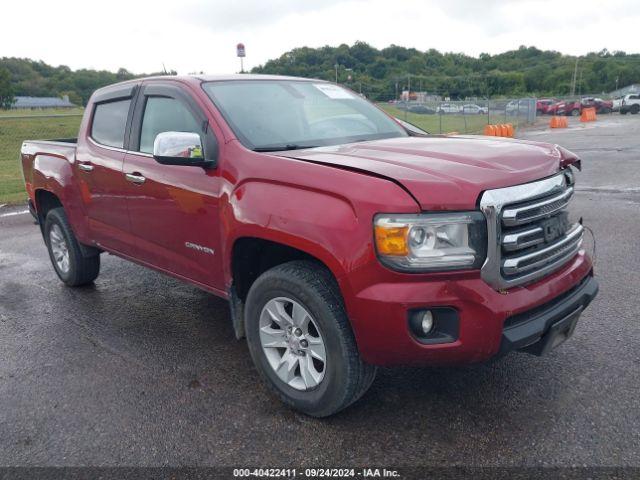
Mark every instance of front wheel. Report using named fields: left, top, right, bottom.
left=245, top=261, right=376, bottom=417
left=44, top=207, right=100, bottom=286
left=570, top=109, right=580, bottom=116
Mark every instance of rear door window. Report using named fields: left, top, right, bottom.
left=91, top=99, right=131, bottom=148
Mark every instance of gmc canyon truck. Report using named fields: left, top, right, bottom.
left=21, top=75, right=598, bottom=417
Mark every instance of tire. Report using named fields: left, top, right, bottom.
left=631, top=105, right=640, bottom=114
left=44, top=207, right=100, bottom=287
left=570, top=109, right=580, bottom=116
left=245, top=261, right=376, bottom=417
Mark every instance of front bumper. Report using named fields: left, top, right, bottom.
left=498, top=274, right=598, bottom=356
left=348, top=251, right=596, bottom=366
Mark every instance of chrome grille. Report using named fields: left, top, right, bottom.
left=480, top=172, right=583, bottom=290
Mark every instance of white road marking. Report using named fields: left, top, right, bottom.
left=0, top=209, right=29, bottom=218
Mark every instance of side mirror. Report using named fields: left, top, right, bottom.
left=153, top=131, right=215, bottom=168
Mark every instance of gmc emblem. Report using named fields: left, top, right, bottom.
left=541, top=212, right=570, bottom=243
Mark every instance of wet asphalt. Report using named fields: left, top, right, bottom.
left=0, top=115, right=639, bottom=468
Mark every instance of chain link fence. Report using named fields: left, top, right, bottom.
left=377, top=97, right=537, bottom=134
left=0, top=111, right=83, bottom=204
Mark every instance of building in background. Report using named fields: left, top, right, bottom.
left=11, top=95, right=76, bottom=109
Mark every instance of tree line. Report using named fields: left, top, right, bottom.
left=252, top=43, right=640, bottom=100
left=1, top=44, right=639, bottom=108
left=0, top=57, right=175, bottom=108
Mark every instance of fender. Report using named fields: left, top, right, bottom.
left=223, top=178, right=357, bottom=284
left=29, top=151, right=90, bottom=243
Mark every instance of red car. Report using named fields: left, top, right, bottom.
left=20, top=75, right=597, bottom=416
left=536, top=98, right=557, bottom=115
left=556, top=98, right=613, bottom=116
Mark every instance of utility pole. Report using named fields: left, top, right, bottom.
left=578, top=68, right=583, bottom=96
left=571, top=57, right=579, bottom=96
left=334, top=64, right=339, bottom=83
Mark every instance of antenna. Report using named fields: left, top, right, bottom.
left=162, top=63, right=168, bottom=74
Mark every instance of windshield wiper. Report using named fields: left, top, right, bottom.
left=253, top=144, right=319, bottom=152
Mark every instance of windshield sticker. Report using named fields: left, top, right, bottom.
left=313, top=83, right=354, bottom=99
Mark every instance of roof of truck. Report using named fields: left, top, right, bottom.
left=193, top=74, right=320, bottom=82
left=103, top=74, right=322, bottom=87
left=91, top=74, right=326, bottom=102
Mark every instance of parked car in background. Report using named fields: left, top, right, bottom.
left=620, top=94, right=640, bottom=114
left=20, top=75, right=598, bottom=417
left=506, top=99, right=531, bottom=115
left=437, top=103, right=461, bottom=114
left=408, top=104, right=437, bottom=115
left=553, top=101, right=572, bottom=116
left=612, top=96, right=624, bottom=112
left=395, top=102, right=436, bottom=115
left=461, top=104, right=487, bottom=115
left=581, top=97, right=613, bottom=114
left=554, top=98, right=612, bottom=116
left=536, top=98, right=557, bottom=115
left=546, top=101, right=562, bottom=115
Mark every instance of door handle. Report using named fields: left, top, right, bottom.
left=78, top=162, right=94, bottom=172
left=125, top=172, right=146, bottom=185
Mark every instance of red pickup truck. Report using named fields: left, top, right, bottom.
left=21, top=75, right=598, bottom=416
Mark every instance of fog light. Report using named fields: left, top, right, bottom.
left=408, top=307, right=459, bottom=344
left=420, top=310, right=434, bottom=334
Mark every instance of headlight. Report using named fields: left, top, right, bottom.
left=374, top=212, right=487, bottom=272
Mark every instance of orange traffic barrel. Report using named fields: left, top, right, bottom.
left=505, top=124, right=514, bottom=137
left=483, top=124, right=496, bottom=136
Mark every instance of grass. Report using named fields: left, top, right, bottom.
left=378, top=104, right=516, bottom=135
left=0, top=112, right=83, bottom=204
left=0, top=107, right=84, bottom=117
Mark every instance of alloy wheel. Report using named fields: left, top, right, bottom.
left=259, top=296, right=326, bottom=391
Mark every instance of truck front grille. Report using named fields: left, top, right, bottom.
left=479, top=172, right=583, bottom=290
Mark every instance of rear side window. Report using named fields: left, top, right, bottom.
left=91, top=99, right=131, bottom=148
left=139, top=97, right=202, bottom=154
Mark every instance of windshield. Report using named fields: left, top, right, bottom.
left=202, top=80, right=407, bottom=150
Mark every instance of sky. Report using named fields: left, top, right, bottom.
left=2, top=0, right=639, bottom=74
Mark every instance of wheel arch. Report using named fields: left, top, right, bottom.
left=230, top=236, right=345, bottom=303
left=34, top=189, right=64, bottom=235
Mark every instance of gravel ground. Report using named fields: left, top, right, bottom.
left=0, top=115, right=639, bottom=469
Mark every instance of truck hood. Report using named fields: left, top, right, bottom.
left=278, top=136, right=574, bottom=210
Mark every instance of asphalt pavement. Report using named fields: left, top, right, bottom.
left=1, top=115, right=639, bottom=468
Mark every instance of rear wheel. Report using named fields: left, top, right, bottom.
left=44, top=207, right=100, bottom=286
left=570, top=109, right=580, bottom=116
left=631, top=105, right=640, bottom=114
left=245, top=261, right=376, bottom=417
